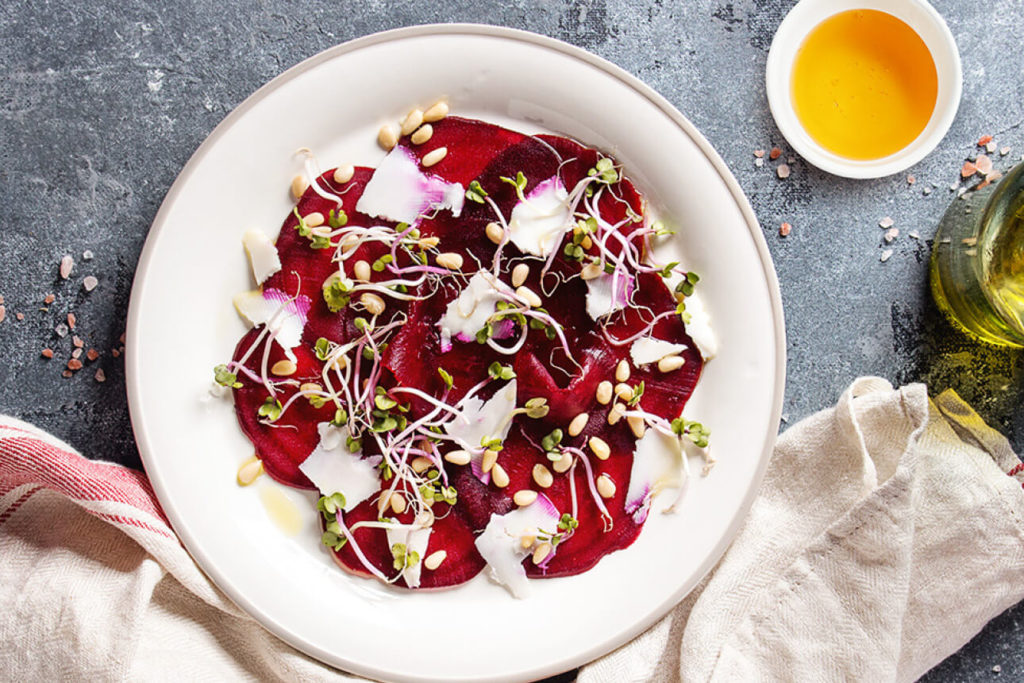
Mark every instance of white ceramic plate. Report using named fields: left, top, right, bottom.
left=127, top=25, right=785, bottom=682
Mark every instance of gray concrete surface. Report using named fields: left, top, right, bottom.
left=1, top=0, right=1021, bottom=679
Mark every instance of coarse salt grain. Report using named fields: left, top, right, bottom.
left=909, top=231, right=921, bottom=239
left=55, top=323, right=68, bottom=337
left=44, top=294, right=55, bottom=304
left=975, top=154, right=993, bottom=175
left=72, top=336, right=84, bottom=348
left=880, top=249, right=893, bottom=262
left=879, top=216, right=894, bottom=228
left=961, top=161, right=978, bottom=178
left=753, top=149, right=764, bottom=158
left=86, top=349, right=99, bottom=361
left=986, top=141, right=997, bottom=154
left=907, top=175, right=915, bottom=185
left=15, top=312, right=23, bottom=321
left=776, top=164, right=790, bottom=179
left=977, top=135, right=993, bottom=146
left=83, top=276, right=98, bottom=292
left=62, top=370, right=72, bottom=378
left=1000, top=146, right=1011, bottom=156
left=41, top=348, right=54, bottom=359
left=779, top=222, right=792, bottom=237
left=769, top=147, right=781, bottom=160
left=67, top=359, right=83, bottom=371
left=884, top=227, right=899, bottom=242
left=59, top=255, right=74, bottom=279
left=0, top=306, right=5, bottom=324
left=82, top=250, right=94, bottom=260
left=754, top=158, right=764, bottom=167
left=95, top=368, right=106, bottom=383
left=67, top=313, right=76, bottom=329
left=72, top=348, right=82, bottom=359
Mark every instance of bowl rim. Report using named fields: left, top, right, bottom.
left=765, top=0, right=963, bottom=179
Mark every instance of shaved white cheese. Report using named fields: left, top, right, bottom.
left=386, top=524, right=432, bottom=589
left=439, top=271, right=510, bottom=348
left=585, top=271, right=633, bottom=320
left=629, top=337, right=688, bottom=366
left=232, top=287, right=311, bottom=352
left=355, top=146, right=464, bottom=224
left=626, top=429, right=680, bottom=523
left=242, top=230, right=281, bottom=285
left=298, top=423, right=381, bottom=512
left=507, top=176, right=570, bottom=257
left=474, top=494, right=560, bottom=598
left=682, top=292, right=717, bottom=360
left=444, top=379, right=517, bottom=456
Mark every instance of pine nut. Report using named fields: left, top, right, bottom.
left=390, top=492, right=407, bottom=514
left=485, top=221, right=503, bottom=244
left=360, top=292, right=386, bottom=316
left=658, top=355, right=686, bottom=372
left=616, top=359, right=631, bottom=382
left=310, top=226, right=331, bottom=237
left=378, top=124, right=398, bottom=150
left=341, top=236, right=360, bottom=253
left=333, top=164, right=354, bottom=184
left=581, top=263, right=603, bottom=280
left=329, top=356, right=348, bottom=372
left=532, top=463, right=553, bottom=488
left=511, top=263, right=529, bottom=288
left=491, top=463, right=509, bottom=488
left=444, top=450, right=471, bottom=466
left=304, top=211, right=325, bottom=228
left=568, top=412, right=588, bottom=437
left=596, top=380, right=614, bottom=405
left=436, top=252, right=463, bottom=270
left=628, top=415, right=646, bottom=438
left=520, top=534, right=536, bottom=549
left=597, top=474, right=616, bottom=499
left=423, top=100, right=449, bottom=122
left=615, top=383, right=634, bottom=402
left=532, top=542, right=552, bottom=564
left=353, top=260, right=371, bottom=282
left=300, top=382, right=322, bottom=393
left=516, top=286, right=542, bottom=308
left=411, top=456, right=433, bottom=473
left=411, top=124, right=433, bottom=145
left=378, top=493, right=392, bottom=514
left=418, top=236, right=440, bottom=250
left=400, top=108, right=424, bottom=136
left=236, top=456, right=263, bottom=486
left=589, top=436, right=611, bottom=460
left=608, top=403, right=625, bottom=425
left=552, top=453, right=574, bottom=473
left=422, top=146, right=448, bottom=167
left=271, top=359, right=297, bottom=376
left=481, top=448, right=498, bottom=474
left=424, top=550, right=447, bottom=570
left=291, top=174, right=308, bottom=200
left=513, top=489, right=538, bottom=506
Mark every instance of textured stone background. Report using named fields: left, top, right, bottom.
left=1, top=0, right=1021, bottom=679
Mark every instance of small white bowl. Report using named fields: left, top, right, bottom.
left=766, top=0, right=962, bottom=179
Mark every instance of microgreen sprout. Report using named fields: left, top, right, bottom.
left=438, top=367, right=454, bottom=389
left=317, top=493, right=349, bottom=551
left=500, top=171, right=528, bottom=201
left=480, top=436, right=503, bottom=451
left=674, top=271, right=700, bottom=297
left=323, top=274, right=353, bottom=313
left=557, top=513, right=578, bottom=532
left=658, top=261, right=679, bottom=279
left=465, top=180, right=488, bottom=204
left=587, top=157, right=618, bottom=184
left=524, top=397, right=550, bottom=419
left=331, top=408, right=348, bottom=426
left=627, top=380, right=645, bottom=407
left=391, top=543, right=421, bottom=571
left=314, top=337, right=332, bottom=361
left=328, top=208, right=348, bottom=229
left=487, top=362, right=516, bottom=380
left=540, top=428, right=563, bottom=453
left=213, top=364, right=242, bottom=389
left=671, top=417, right=710, bottom=448
left=292, top=207, right=311, bottom=237
left=258, top=395, right=283, bottom=421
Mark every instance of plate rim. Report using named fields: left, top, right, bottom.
left=126, top=23, right=787, bottom=681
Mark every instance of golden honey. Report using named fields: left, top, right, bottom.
left=791, top=9, right=938, bottom=160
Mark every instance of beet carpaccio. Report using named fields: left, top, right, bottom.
left=216, top=104, right=717, bottom=597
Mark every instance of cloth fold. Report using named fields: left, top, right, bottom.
left=1, top=378, right=1022, bottom=681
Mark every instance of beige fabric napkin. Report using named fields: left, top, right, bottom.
left=1, top=377, right=1022, bottom=681
left=579, top=377, right=1024, bottom=682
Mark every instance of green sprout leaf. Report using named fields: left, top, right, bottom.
left=314, top=337, right=331, bottom=361
left=322, top=274, right=352, bottom=313
left=258, top=396, right=283, bottom=421
left=213, top=364, right=242, bottom=389
left=671, top=418, right=710, bottom=448
left=627, top=380, right=645, bottom=407
left=328, top=208, right=348, bottom=229
left=524, top=397, right=550, bottom=419
left=438, top=367, right=454, bottom=390
left=331, top=408, right=348, bottom=427
left=557, top=513, right=579, bottom=532
left=487, top=362, right=516, bottom=380
left=465, top=180, right=489, bottom=204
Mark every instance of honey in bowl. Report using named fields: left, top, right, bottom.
left=791, top=9, right=938, bottom=160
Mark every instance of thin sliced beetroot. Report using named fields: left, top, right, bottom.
left=228, top=115, right=704, bottom=592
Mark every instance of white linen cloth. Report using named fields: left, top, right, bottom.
left=1, top=377, right=1022, bottom=681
